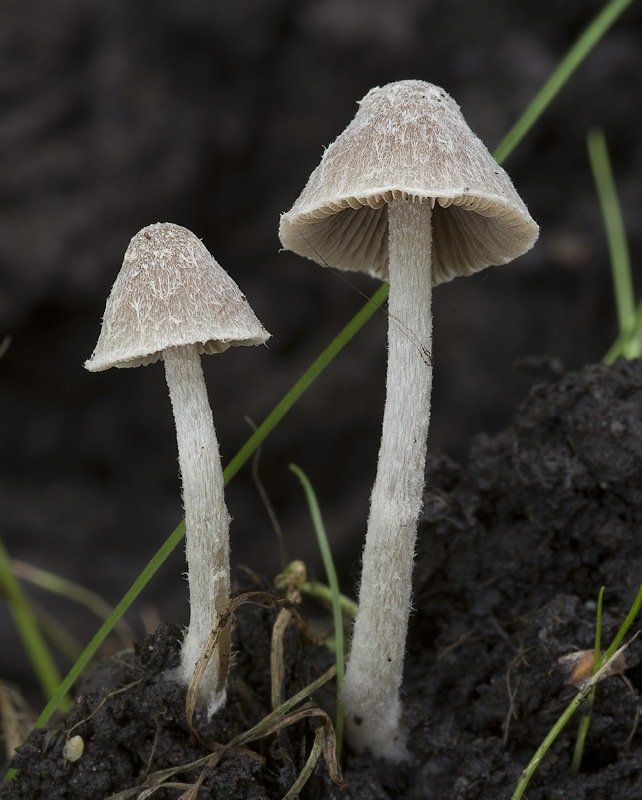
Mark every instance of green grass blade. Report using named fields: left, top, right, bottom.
left=27, top=522, right=185, bottom=731
left=571, top=586, right=604, bottom=774
left=593, top=589, right=604, bottom=661
left=603, top=296, right=642, bottom=364
left=588, top=128, right=639, bottom=360
left=513, top=581, right=642, bottom=799
left=601, top=581, right=642, bottom=661
left=494, top=0, right=636, bottom=164
left=3, top=523, right=187, bottom=789
left=0, top=536, right=68, bottom=708
left=278, top=563, right=357, bottom=623
left=512, top=639, right=633, bottom=800
left=289, top=463, right=345, bottom=757
left=224, top=284, right=389, bottom=484
left=11, top=560, right=135, bottom=648
left=301, top=578, right=358, bottom=620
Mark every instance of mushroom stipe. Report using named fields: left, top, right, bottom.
left=279, top=80, right=538, bottom=760
left=85, top=222, right=270, bottom=714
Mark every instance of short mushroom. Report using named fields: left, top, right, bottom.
left=85, top=222, right=270, bottom=713
left=279, top=80, right=538, bottom=760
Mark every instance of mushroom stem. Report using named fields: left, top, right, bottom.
left=342, top=198, right=433, bottom=760
left=163, top=343, right=231, bottom=713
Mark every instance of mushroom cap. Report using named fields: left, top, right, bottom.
left=85, top=223, right=270, bottom=371
left=279, top=80, right=539, bottom=284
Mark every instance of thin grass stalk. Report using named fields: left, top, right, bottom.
left=603, top=296, right=642, bottom=364
left=571, top=586, right=604, bottom=774
left=301, top=579, right=358, bottom=619
left=513, top=580, right=642, bottom=799
left=494, top=0, right=636, bottom=164
left=289, top=463, right=345, bottom=757
left=0, top=537, right=68, bottom=708
left=11, top=560, right=135, bottom=648
left=587, top=129, right=640, bottom=359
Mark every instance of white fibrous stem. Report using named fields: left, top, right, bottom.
left=163, top=344, right=231, bottom=714
left=342, top=198, right=434, bottom=761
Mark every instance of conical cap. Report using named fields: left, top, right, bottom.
left=85, top=223, right=269, bottom=371
left=279, top=80, right=539, bottom=284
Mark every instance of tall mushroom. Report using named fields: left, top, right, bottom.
left=279, top=80, right=539, bottom=760
left=85, top=222, right=270, bottom=713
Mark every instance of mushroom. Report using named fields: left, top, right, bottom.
left=279, top=80, right=538, bottom=760
left=85, top=222, right=270, bottom=713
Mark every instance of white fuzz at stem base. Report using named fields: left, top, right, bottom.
left=342, top=199, right=434, bottom=761
left=163, top=344, right=231, bottom=715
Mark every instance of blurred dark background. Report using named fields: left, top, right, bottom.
left=1, top=0, right=641, bottom=705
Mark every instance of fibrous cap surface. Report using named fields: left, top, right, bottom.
left=279, top=80, right=539, bottom=284
left=85, top=222, right=270, bottom=371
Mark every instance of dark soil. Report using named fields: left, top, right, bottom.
left=5, top=357, right=642, bottom=799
